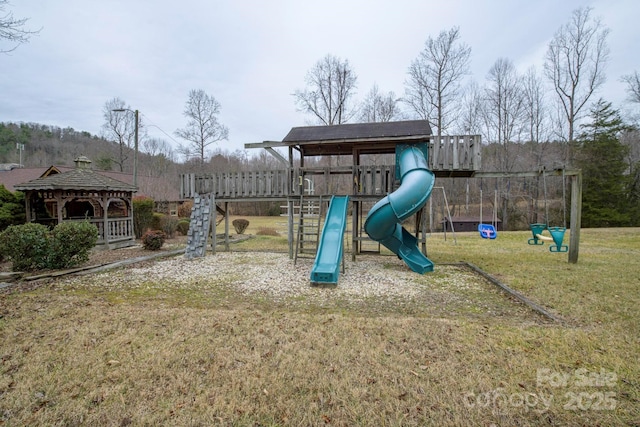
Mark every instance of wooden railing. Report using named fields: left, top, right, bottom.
left=179, top=135, right=482, bottom=199
left=353, top=165, right=397, bottom=196
left=83, top=217, right=134, bottom=244
left=430, top=135, right=481, bottom=172
left=180, top=170, right=292, bottom=200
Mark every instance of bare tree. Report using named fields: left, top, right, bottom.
left=456, top=81, right=483, bottom=135
left=175, top=89, right=229, bottom=164
left=544, top=7, right=610, bottom=145
left=404, top=27, right=471, bottom=137
left=621, top=71, right=640, bottom=105
left=293, top=54, right=358, bottom=125
left=522, top=67, right=550, bottom=145
left=483, top=58, right=525, bottom=163
left=359, top=84, right=401, bottom=123
left=101, top=97, right=139, bottom=172
left=0, top=0, right=40, bottom=53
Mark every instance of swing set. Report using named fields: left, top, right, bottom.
left=528, top=169, right=568, bottom=253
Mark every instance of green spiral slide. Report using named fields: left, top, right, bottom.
left=364, top=143, right=435, bottom=274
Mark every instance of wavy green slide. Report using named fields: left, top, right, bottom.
left=364, top=144, right=435, bottom=273
left=310, top=195, right=350, bottom=285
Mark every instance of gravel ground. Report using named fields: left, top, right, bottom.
left=4, top=239, right=537, bottom=320
left=54, top=250, right=494, bottom=307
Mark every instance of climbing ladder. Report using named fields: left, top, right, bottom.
left=185, top=193, right=227, bottom=258
left=294, top=195, right=323, bottom=264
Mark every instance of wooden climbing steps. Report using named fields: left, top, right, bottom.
left=294, top=196, right=323, bottom=265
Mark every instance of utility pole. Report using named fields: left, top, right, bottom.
left=16, top=143, right=25, bottom=167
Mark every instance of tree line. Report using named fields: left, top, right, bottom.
left=2, top=4, right=639, bottom=227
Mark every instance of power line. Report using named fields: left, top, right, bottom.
left=139, top=112, right=181, bottom=146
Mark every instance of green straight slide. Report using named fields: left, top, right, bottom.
left=364, top=144, right=435, bottom=273
left=310, top=195, right=350, bottom=285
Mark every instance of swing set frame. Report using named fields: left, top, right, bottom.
left=473, top=169, right=582, bottom=264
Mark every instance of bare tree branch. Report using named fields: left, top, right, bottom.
left=483, top=58, right=526, bottom=170
left=0, top=0, right=40, bottom=53
left=359, top=84, right=402, bottom=123
left=404, top=27, right=471, bottom=136
left=101, top=98, right=138, bottom=173
left=175, top=89, right=229, bottom=164
left=544, top=6, right=610, bottom=144
left=293, top=54, right=358, bottom=125
left=621, top=70, right=640, bottom=105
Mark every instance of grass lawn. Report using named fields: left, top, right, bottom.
left=1, top=219, right=638, bottom=426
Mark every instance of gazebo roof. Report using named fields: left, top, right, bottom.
left=13, top=156, right=136, bottom=192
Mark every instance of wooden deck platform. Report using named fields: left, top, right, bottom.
left=179, top=135, right=481, bottom=200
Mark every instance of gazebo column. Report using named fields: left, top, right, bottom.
left=103, top=193, right=110, bottom=245
left=56, top=193, right=64, bottom=224
left=24, top=191, right=33, bottom=222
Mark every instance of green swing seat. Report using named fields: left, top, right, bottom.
left=548, top=226, right=569, bottom=253
left=528, top=223, right=546, bottom=245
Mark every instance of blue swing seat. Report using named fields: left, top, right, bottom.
left=478, top=223, right=497, bottom=239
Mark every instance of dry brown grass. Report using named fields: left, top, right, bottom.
left=255, top=227, right=280, bottom=236
left=0, top=223, right=638, bottom=426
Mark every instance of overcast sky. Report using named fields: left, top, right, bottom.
left=1, top=0, right=637, bottom=157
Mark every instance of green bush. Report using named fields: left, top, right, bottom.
left=0, top=223, right=50, bottom=271
left=0, top=221, right=99, bottom=272
left=232, top=218, right=250, bottom=234
left=151, top=212, right=164, bottom=231
left=0, top=185, right=25, bottom=231
left=176, top=219, right=190, bottom=236
left=160, top=215, right=179, bottom=238
left=142, top=229, right=166, bottom=251
left=133, top=196, right=155, bottom=239
left=48, top=221, right=99, bottom=269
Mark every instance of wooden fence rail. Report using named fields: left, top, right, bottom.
left=179, top=135, right=482, bottom=199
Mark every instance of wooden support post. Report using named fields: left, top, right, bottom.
left=224, top=201, right=230, bottom=251
left=211, top=195, right=216, bottom=255
left=421, top=206, right=428, bottom=255
left=568, top=171, right=582, bottom=264
left=288, top=199, right=294, bottom=259
left=352, top=200, right=358, bottom=261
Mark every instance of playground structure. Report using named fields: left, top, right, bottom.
left=179, top=120, right=582, bottom=285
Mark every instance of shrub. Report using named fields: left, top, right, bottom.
left=176, top=219, right=191, bottom=236
left=0, top=223, right=50, bottom=271
left=142, top=229, right=166, bottom=251
left=133, top=196, right=155, bottom=239
left=48, top=221, right=99, bottom=269
left=267, top=203, right=282, bottom=216
left=0, top=185, right=25, bottom=231
left=178, top=200, right=193, bottom=218
left=256, top=227, right=279, bottom=236
left=232, top=218, right=250, bottom=234
left=160, top=215, right=179, bottom=239
left=151, top=212, right=164, bottom=231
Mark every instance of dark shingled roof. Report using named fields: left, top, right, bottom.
left=276, top=120, right=433, bottom=157
left=14, top=167, right=136, bottom=192
left=283, top=120, right=432, bottom=143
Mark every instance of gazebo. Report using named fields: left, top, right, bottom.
left=13, top=156, right=137, bottom=249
